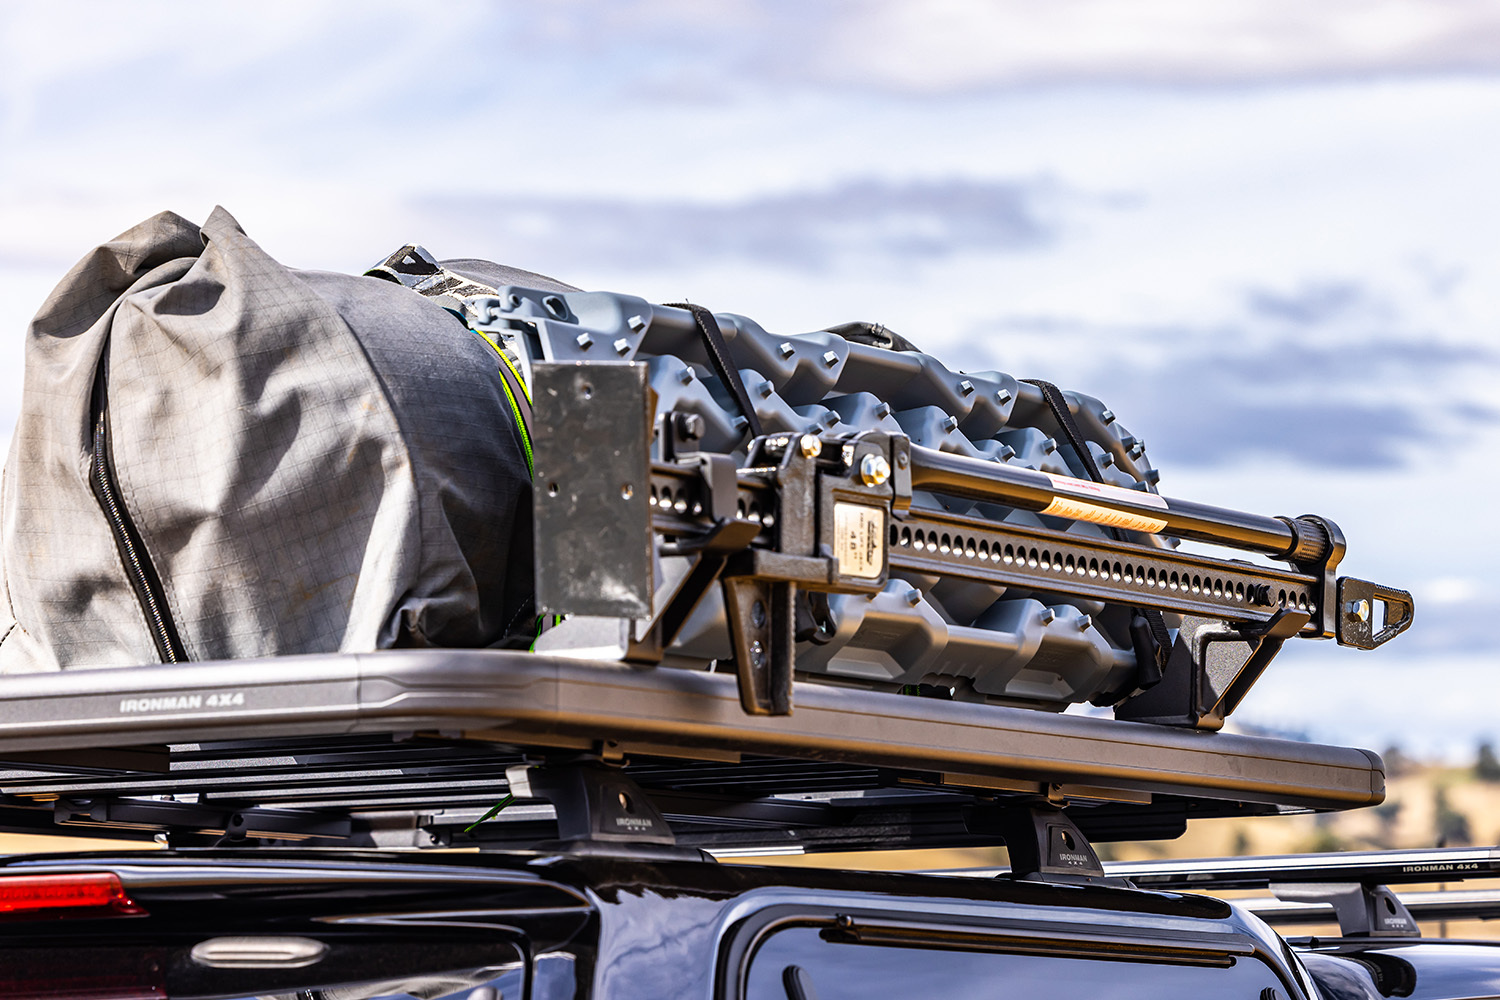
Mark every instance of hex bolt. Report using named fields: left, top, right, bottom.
left=1247, top=584, right=1274, bottom=607
left=905, top=587, right=923, bottom=607
left=874, top=402, right=892, bottom=418
left=822, top=350, right=839, bottom=368
left=940, top=415, right=959, bottom=433
left=1345, top=599, right=1371, bottom=622
left=1101, top=409, right=1115, bottom=424
left=678, top=367, right=695, bottom=384
left=821, top=410, right=840, bottom=428
left=895, top=450, right=909, bottom=469
left=996, top=388, right=1013, bottom=404
left=778, top=341, right=796, bottom=359
left=959, top=379, right=975, bottom=396
left=1000, top=445, right=1016, bottom=461
left=1077, top=614, right=1092, bottom=631
left=575, top=332, right=593, bottom=349
left=799, top=434, right=822, bottom=459
left=859, top=453, right=891, bottom=486
left=1039, top=607, right=1057, bottom=626
left=673, top=412, right=705, bottom=441
left=613, top=337, right=630, bottom=355
left=758, top=379, right=775, bottom=398
left=1042, top=437, right=1057, bottom=454
left=1130, top=442, right=1145, bottom=458
left=627, top=314, right=646, bottom=332
left=1099, top=453, right=1114, bottom=468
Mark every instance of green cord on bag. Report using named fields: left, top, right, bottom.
left=463, top=792, right=516, bottom=833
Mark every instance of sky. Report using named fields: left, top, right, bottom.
left=1, top=0, right=1498, bottom=756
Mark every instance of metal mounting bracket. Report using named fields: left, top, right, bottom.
left=990, top=802, right=1129, bottom=886
left=1271, top=882, right=1420, bottom=937
left=504, top=758, right=687, bottom=856
left=1116, top=608, right=1309, bottom=730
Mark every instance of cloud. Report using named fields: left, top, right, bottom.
left=969, top=277, right=1500, bottom=470
left=413, top=177, right=1061, bottom=273
left=493, top=0, right=1500, bottom=95
left=818, top=0, right=1500, bottom=91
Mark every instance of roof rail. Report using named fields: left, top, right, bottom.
left=1110, top=846, right=1500, bottom=890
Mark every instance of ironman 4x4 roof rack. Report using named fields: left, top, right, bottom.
left=0, top=650, right=1381, bottom=859
left=1113, top=847, right=1500, bottom=937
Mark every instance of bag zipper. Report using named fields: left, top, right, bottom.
left=89, top=357, right=185, bottom=663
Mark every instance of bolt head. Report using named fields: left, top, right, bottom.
left=575, top=332, right=593, bottom=348
left=822, top=350, right=840, bottom=368
left=1346, top=599, right=1372, bottom=622
left=859, top=453, right=891, bottom=486
left=627, top=314, right=646, bottom=331
left=1101, top=409, right=1115, bottom=424
left=799, top=434, right=822, bottom=458
left=996, top=388, right=1013, bottom=404
left=1038, top=607, right=1057, bottom=626
left=940, top=415, right=958, bottom=433
left=678, top=367, right=695, bottom=384
left=613, top=337, right=630, bottom=355
left=778, top=341, right=796, bottom=359
left=959, top=379, right=975, bottom=396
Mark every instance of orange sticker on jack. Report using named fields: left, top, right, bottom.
left=1042, top=474, right=1169, bottom=533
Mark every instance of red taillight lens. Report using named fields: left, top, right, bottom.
left=0, top=873, right=146, bottom=918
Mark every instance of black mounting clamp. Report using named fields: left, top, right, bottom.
left=1271, top=882, right=1421, bottom=937
left=503, top=757, right=702, bottom=860
left=992, top=801, right=1130, bottom=887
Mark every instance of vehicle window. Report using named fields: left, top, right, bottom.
left=745, top=926, right=1291, bottom=1000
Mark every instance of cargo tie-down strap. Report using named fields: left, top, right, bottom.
left=1021, top=378, right=1171, bottom=695
left=664, top=302, right=764, bottom=441
left=366, top=246, right=534, bottom=475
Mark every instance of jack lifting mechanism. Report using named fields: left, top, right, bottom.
left=530, top=360, right=1413, bottom=728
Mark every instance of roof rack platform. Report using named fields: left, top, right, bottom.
left=0, top=650, right=1382, bottom=852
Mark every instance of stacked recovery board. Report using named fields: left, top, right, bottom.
left=470, top=285, right=1168, bottom=710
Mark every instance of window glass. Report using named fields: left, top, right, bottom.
left=746, top=926, right=1289, bottom=1000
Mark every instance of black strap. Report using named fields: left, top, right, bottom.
left=1022, top=378, right=1106, bottom=483
left=666, top=302, right=763, bottom=441
left=1022, top=378, right=1172, bottom=680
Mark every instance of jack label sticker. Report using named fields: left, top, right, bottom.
left=834, top=502, right=886, bottom=579
left=1042, top=474, right=1169, bottom=533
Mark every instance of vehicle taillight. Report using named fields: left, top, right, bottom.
left=0, top=873, right=146, bottom=918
